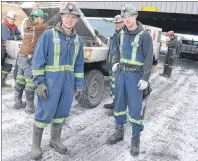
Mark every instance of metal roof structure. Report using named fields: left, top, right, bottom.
left=35, top=1, right=198, bottom=15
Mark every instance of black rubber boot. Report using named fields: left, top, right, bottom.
left=160, top=65, right=168, bottom=77
left=13, top=85, right=26, bottom=109
left=107, top=109, right=114, bottom=116
left=30, top=125, right=44, bottom=160
left=25, top=89, right=35, bottom=114
left=103, top=102, right=114, bottom=109
left=166, top=67, right=172, bottom=78
left=49, top=122, right=68, bottom=154
left=130, top=134, right=140, bottom=157
left=107, top=125, right=124, bottom=144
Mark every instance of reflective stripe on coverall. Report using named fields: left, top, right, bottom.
left=32, top=27, right=84, bottom=128
left=114, top=29, right=145, bottom=136
left=108, top=31, right=120, bottom=100
left=15, top=56, right=36, bottom=90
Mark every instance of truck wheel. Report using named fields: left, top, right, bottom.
left=77, top=70, right=105, bottom=108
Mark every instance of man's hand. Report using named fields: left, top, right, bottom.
left=75, top=88, right=83, bottom=100
left=36, top=82, right=48, bottom=99
left=94, top=29, right=100, bottom=36
left=112, top=63, right=119, bottom=73
left=137, top=80, right=148, bottom=90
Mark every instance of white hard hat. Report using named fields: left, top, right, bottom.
left=7, top=11, right=17, bottom=20
left=113, top=15, right=123, bottom=23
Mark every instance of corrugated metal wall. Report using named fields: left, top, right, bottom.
left=77, top=1, right=198, bottom=15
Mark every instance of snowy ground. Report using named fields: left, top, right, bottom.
left=2, top=56, right=198, bottom=161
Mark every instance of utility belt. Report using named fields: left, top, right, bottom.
left=118, top=64, right=143, bottom=72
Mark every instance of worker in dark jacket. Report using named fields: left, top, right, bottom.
left=160, top=30, right=179, bottom=78
left=1, top=11, right=22, bottom=87
left=95, top=15, right=124, bottom=116
left=107, top=4, right=153, bottom=157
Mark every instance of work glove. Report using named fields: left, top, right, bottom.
left=75, top=88, right=83, bottom=100
left=36, top=81, right=48, bottom=99
left=137, top=80, right=148, bottom=90
left=112, top=63, right=119, bottom=73
left=94, top=29, right=100, bottom=36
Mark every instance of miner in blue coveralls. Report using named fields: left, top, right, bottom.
left=95, top=15, right=124, bottom=116
left=107, top=4, right=153, bottom=157
left=29, top=2, right=84, bottom=160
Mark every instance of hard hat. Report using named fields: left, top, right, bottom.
left=30, top=9, right=45, bottom=18
left=7, top=11, right=17, bottom=20
left=60, top=2, right=81, bottom=17
left=121, top=4, right=138, bottom=17
left=113, top=15, right=123, bottom=23
left=167, top=31, right=174, bottom=37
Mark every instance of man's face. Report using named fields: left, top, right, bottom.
left=123, top=14, right=137, bottom=28
left=168, top=35, right=174, bottom=40
left=8, top=18, right=16, bottom=25
left=34, top=17, right=44, bottom=24
left=114, top=22, right=124, bottom=31
left=61, top=13, right=79, bottom=29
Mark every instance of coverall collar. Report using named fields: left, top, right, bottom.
left=54, top=22, right=77, bottom=37
left=123, top=21, right=144, bottom=35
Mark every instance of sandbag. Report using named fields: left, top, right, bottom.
left=6, top=40, right=22, bottom=59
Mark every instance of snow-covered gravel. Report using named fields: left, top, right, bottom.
left=2, top=56, right=198, bottom=161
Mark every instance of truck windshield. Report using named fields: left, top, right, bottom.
left=87, top=19, right=115, bottom=37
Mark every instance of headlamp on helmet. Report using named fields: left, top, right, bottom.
left=121, top=5, right=126, bottom=11
left=68, top=3, right=74, bottom=11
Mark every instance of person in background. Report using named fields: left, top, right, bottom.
left=1, top=11, right=22, bottom=88
left=95, top=15, right=124, bottom=116
left=159, top=30, right=179, bottom=78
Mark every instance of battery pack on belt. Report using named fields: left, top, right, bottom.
left=118, top=64, right=143, bottom=72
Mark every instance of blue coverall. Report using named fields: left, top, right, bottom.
left=107, top=30, right=120, bottom=100
left=114, top=22, right=153, bottom=136
left=32, top=23, right=84, bottom=128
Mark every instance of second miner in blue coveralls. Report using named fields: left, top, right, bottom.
left=107, top=4, right=153, bottom=157
left=29, top=2, right=84, bottom=160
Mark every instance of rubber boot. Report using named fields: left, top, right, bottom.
left=25, top=100, right=35, bottom=114
left=103, top=102, right=114, bottom=109
left=30, top=125, right=44, bottom=160
left=107, top=125, right=124, bottom=144
left=13, top=85, right=26, bottom=109
left=25, top=89, right=35, bottom=114
left=130, top=134, right=140, bottom=157
left=106, top=108, right=114, bottom=116
left=166, top=66, right=172, bottom=78
left=159, top=65, right=168, bottom=77
left=49, top=122, right=68, bottom=154
left=1, top=73, right=12, bottom=88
